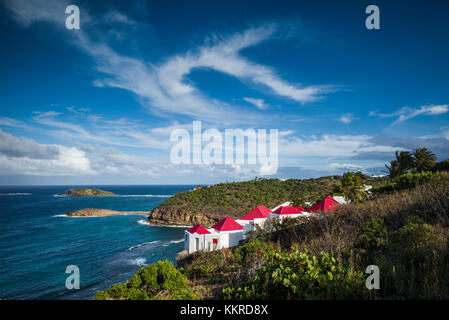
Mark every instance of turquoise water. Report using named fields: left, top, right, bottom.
left=0, top=185, right=193, bottom=300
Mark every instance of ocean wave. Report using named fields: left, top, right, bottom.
left=127, top=240, right=160, bottom=251
left=140, top=221, right=191, bottom=228
left=0, top=193, right=32, bottom=196
left=163, top=239, right=184, bottom=247
left=130, top=257, right=147, bottom=266
left=52, top=214, right=107, bottom=218
left=137, top=219, right=151, bottom=226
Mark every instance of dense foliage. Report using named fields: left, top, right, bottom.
left=224, top=247, right=365, bottom=300
left=94, top=260, right=197, bottom=300
left=156, top=176, right=387, bottom=217
left=371, top=171, right=448, bottom=195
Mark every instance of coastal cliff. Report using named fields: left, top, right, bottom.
left=147, top=205, right=237, bottom=227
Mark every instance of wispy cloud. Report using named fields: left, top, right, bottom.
left=370, top=104, right=448, bottom=125
left=338, top=113, right=357, bottom=124
left=243, top=97, right=268, bottom=110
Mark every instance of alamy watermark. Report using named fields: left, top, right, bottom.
left=170, top=121, right=279, bottom=175
left=65, top=265, right=80, bottom=290
left=65, top=5, right=80, bottom=30
left=365, top=265, right=380, bottom=290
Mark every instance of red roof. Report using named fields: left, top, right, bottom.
left=187, top=224, right=211, bottom=234
left=273, top=206, right=301, bottom=215
left=306, top=196, right=339, bottom=213
left=212, top=217, right=243, bottom=232
left=240, top=206, right=271, bottom=220
left=296, top=205, right=306, bottom=212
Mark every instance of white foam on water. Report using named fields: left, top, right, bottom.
left=52, top=214, right=107, bottom=218
left=127, top=240, right=160, bottom=251
left=163, top=239, right=184, bottom=247
left=137, top=219, right=151, bottom=226
left=130, top=257, right=147, bottom=266
left=0, top=193, right=32, bottom=196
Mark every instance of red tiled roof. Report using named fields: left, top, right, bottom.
left=296, top=205, right=306, bottom=212
left=306, top=196, right=339, bottom=213
left=273, top=206, right=301, bottom=215
left=212, top=217, right=243, bottom=232
left=240, top=205, right=271, bottom=220
left=187, top=224, right=211, bottom=234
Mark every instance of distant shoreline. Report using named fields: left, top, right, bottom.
left=65, top=208, right=150, bottom=217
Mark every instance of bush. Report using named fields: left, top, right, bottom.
left=355, top=218, right=387, bottom=250
left=372, top=172, right=448, bottom=195
left=234, top=240, right=273, bottom=264
left=224, top=249, right=365, bottom=300
left=94, top=260, right=196, bottom=300
left=389, top=216, right=446, bottom=263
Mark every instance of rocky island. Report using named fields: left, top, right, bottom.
left=62, top=188, right=116, bottom=197
left=66, top=208, right=149, bottom=217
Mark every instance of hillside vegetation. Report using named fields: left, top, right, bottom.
left=148, top=175, right=389, bottom=226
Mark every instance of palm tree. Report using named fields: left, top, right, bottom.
left=342, top=171, right=369, bottom=202
left=385, top=159, right=401, bottom=178
left=386, top=151, right=414, bottom=178
left=413, top=147, right=436, bottom=172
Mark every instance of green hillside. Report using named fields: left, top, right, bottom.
left=156, top=175, right=389, bottom=216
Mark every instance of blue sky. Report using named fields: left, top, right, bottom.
left=0, top=0, right=448, bottom=185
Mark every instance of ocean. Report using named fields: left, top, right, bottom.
left=0, top=185, right=194, bottom=300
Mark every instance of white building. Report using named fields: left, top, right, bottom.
left=236, top=205, right=272, bottom=235
left=184, top=224, right=220, bottom=254
left=184, top=201, right=316, bottom=254
left=184, top=216, right=245, bottom=254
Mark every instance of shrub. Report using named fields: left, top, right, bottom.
left=355, top=218, right=387, bottom=250
left=224, top=249, right=365, bottom=300
left=94, top=260, right=196, bottom=300
left=389, top=216, right=446, bottom=263
left=234, top=239, right=273, bottom=264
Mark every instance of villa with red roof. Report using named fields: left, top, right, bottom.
left=269, top=205, right=308, bottom=221
left=184, top=196, right=342, bottom=254
left=237, top=205, right=272, bottom=232
left=306, top=196, right=339, bottom=213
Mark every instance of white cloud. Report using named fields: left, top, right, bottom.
left=370, top=104, right=448, bottom=125
left=243, top=97, right=268, bottom=110
left=0, top=130, right=94, bottom=175
left=0, top=117, right=30, bottom=129
left=338, top=113, right=357, bottom=124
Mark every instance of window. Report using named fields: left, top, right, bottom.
left=213, top=238, right=218, bottom=244
left=195, top=237, right=199, bottom=251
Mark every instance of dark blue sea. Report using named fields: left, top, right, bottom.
left=0, top=185, right=194, bottom=300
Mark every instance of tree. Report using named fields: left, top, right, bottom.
left=435, top=159, right=449, bottom=172
left=341, top=171, right=369, bottom=202
left=385, top=160, right=401, bottom=178
left=413, top=147, right=436, bottom=172
left=386, top=151, right=414, bottom=178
